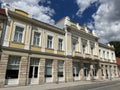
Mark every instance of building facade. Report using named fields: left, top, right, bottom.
left=0, top=6, right=118, bottom=88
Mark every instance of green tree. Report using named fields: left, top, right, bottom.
left=109, top=41, right=120, bottom=57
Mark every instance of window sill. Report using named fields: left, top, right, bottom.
left=11, top=41, right=25, bottom=45
left=57, top=50, right=64, bottom=52
left=31, top=45, right=41, bottom=48
left=45, top=48, right=54, bottom=50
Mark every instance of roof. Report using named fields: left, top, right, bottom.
left=0, top=9, right=6, bottom=16
left=99, top=43, right=114, bottom=50
left=116, top=57, right=120, bottom=65
left=8, top=10, right=65, bottom=35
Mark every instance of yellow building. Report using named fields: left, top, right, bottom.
left=0, top=6, right=118, bottom=88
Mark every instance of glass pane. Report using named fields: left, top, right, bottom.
left=45, top=60, right=52, bottom=77
left=30, top=58, right=39, bottom=66
left=6, top=70, right=19, bottom=79
left=58, top=61, right=64, bottom=77
left=29, top=66, right=33, bottom=78
left=14, top=26, right=24, bottom=43
left=34, top=67, right=38, bottom=78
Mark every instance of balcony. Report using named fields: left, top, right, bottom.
left=84, top=53, right=91, bottom=59
left=92, top=55, right=99, bottom=60
left=72, top=51, right=82, bottom=57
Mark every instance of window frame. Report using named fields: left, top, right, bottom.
left=13, top=22, right=25, bottom=43
left=58, top=38, right=63, bottom=51
left=47, top=35, right=53, bottom=49
left=32, top=30, right=41, bottom=46
left=58, top=61, right=64, bottom=77
left=5, top=56, right=21, bottom=79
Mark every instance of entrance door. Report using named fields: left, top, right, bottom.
left=73, top=62, right=80, bottom=80
left=29, top=58, right=39, bottom=84
left=83, top=63, right=90, bottom=80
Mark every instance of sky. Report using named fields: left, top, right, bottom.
left=0, top=0, right=120, bottom=44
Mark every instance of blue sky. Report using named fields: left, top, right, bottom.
left=0, top=0, right=120, bottom=43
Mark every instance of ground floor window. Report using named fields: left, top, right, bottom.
left=73, top=62, right=80, bottom=77
left=5, top=56, right=21, bottom=79
left=45, top=60, right=52, bottom=77
left=83, top=63, right=90, bottom=77
left=58, top=61, right=64, bottom=77
left=92, top=65, right=97, bottom=76
left=29, top=58, right=39, bottom=78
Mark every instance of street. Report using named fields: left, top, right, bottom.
left=50, top=80, right=120, bottom=90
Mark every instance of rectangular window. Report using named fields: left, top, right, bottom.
left=99, top=49, right=101, bottom=57
left=45, top=60, right=52, bottom=77
left=73, top=62, right=79, bottom=77
left=83, top=63, right=89, bottom=77
left=82, top=45, right=86, bottom=54
left=111, top=53, right=113, bottom=60
left=47, top=35, right=53, bottom=49
left=58, top=39, right=63, bottom=50
left=14, top=26, right=24, bottom=43
left=103, top=51, right=105, bottom=58
left=107, top=52, right=109, bottom=59
left=33, top=32, right=41, bottom=46
left=72, top=42, right=76, bottom=51
left=29, top=58, right=39, bottom=78
left=91, top=47, right=94, bottom=55
left=58, top=61, right=64, bottom=77
left=5, top=56, right=21, bottom=79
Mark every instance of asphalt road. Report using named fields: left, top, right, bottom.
left=50, top=80, right=120, bottom=90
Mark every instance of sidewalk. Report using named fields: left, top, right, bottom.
left=0, top=78, right=120, bottom=90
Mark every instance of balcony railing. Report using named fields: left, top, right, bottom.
left=72, top=51, right=82, bottom=57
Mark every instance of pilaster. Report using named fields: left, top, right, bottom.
left=19, top=56, right=29, bottom=86
left=52, top=60, right=58, bottom=83
left=0, top=54, right=9, bottom=88
left=65, top=58, right=73, bottom=82
left=38, top=58, right=45, bottom=84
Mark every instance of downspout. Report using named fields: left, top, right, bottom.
left=25, top=25, right=33, bottom=85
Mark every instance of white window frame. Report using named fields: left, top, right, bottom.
left=58, top=38, right=63, bottom=51
left=47, top=35, right=53, bottom=49
left=32, top=30, right=41, bottom=46
left=12, top=22, right=25, bottom=43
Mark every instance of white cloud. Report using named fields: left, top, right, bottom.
left=1, top=0, right=55, bottom=24
left=76, top=0, right=97, bottom=16
left=76, top=0, right=120, bottom=43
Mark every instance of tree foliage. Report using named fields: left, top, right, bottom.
left=109, top=41, right=120, bottom=57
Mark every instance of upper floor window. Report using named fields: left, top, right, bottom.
left=33, top=32, right=41, bottom=46
left=82, top=45, right=86, bottom=54
left=90, top=47, right=94, bottom=55
left=47, top=35, right=53, bottom=49
left=103, top=51, right=105, bottom=58
left=111, top=53, right=114, bottom=60
left=99, top=49, right=101, bottom=57
left=58, top=39, right=63, bottom=50
left=107, top=52, right=109, bottom=59
left=14, top=26, right=24, bottom=43
left=72, top=42, right=76, bottom=51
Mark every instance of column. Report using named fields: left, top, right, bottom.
left=65, top=58, right=73, bottom=82
left=52, top=60, right=58, bottom=83
left=87, top=40, right=90, bottom=54
left=0, top=54, right=9, bottom=88
left=103, top=65, right=106, bottom=79
left=78, top=37, right=81, bottom=53
left=97, top=64, right=102, bottom=80
left=79, top=62, right=84, bottom=80
left=19, top=56, right=29, bottom=86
